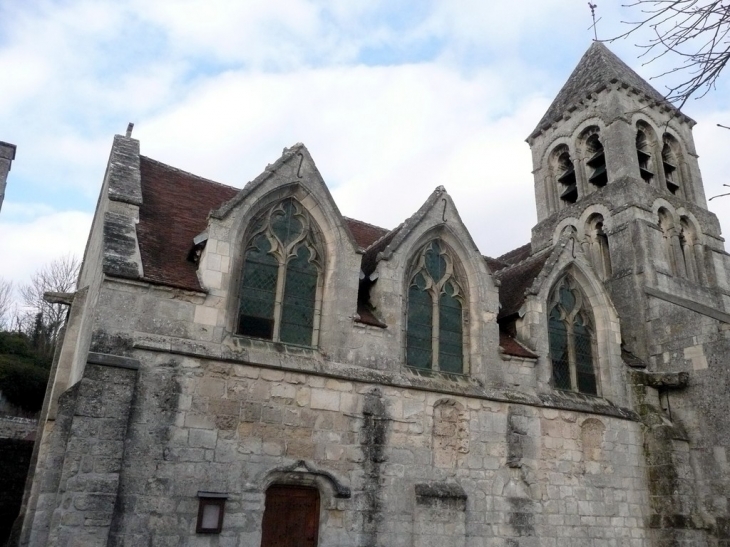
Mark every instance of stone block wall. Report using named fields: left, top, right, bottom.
left=22, top=360, right=138, bottom=547
left=97, top=348, right=651, bottom=546
left=0, top=417, right=37, bottom=440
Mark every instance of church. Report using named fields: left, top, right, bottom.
left=13, top=42, right=730, bottom=546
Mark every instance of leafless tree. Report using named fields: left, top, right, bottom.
left=616, top=1, right=730, bottom=108
left=19, top=255, right=80, bottom=344
left=0, top=278, right=13, bottom=329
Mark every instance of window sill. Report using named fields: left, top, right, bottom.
left=404, top=366, right=469, bottom=382
left=229, top=334, right=319, bottom=357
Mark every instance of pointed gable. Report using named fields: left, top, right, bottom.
left=530, top=42, right=692, bottom=139
left=135, top=152, right=388, bottom=292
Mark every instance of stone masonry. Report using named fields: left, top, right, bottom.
left=15, top=43, right=730, bottom=546
left=0, top=141, right=16, bottom=213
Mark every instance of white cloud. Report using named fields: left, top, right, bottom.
left=1, top=0, right=730, bottom=291
left=0, top=209, right=92, bottom=288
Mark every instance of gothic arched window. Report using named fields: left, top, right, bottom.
left=548, top=275, right=598, bottom=395
left=237, top=198, right=324, bottom=346
left=406, top=240, right=466, bottom=374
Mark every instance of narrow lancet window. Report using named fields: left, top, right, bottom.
left=548, top=275, right=598, bottom=395
left=238, top=198, right=323, bottom=346
left=406, top=240, right=465, bottom=374
left=585, top=214, right=612, bottom=281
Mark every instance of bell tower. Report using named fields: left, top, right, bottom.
left=525, top=43, right=730, bottom=543
left=525, top=41, right=730, bottom=363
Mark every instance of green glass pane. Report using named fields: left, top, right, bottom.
left=558, top=283, right=576, bottom=314
left=424, top=241, right=447, bottom=283
left=413, top=272, right=427, bottom=290
left=280, top=245, right=318, bottom=346
left=439, top=292, right=463, bottom=373
left=271, top=200, right=304, bottom=246
left=574, top=322, right=597, bottom=395
left=407, top=285, right=432, bottom=369
left=238, top=235, right=278, bottom=339
left=548, top=313, right=571, bottom=390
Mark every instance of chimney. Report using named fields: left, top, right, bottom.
left=0, top=141, right=16, bottom=214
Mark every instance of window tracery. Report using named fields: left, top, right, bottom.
left=406, top=240, right=466, bottom=374
left=237, top=198, right=323, bottom=346
left=548, top=275, right=598, bottom=395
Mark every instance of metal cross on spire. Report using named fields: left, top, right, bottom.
left=588, top=3, right=601, bottom=41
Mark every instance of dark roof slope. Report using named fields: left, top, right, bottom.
left=136, top=156, right=389, bottom=291
left=137, top=156, right=238, bottom=291
left=531, top=42, right=688, bottom=138
left=494, top=249, right=551, bottom=319
left=499, top=331, right=537, bottom=359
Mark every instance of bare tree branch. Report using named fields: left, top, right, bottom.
left=0, top=278, right=13, bottom=330
left=612, top=1, right=730, bottom=107
left=19, top=255, right=80, bottom=344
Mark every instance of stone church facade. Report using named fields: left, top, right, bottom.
left=13, top=42, right=730, bottom=546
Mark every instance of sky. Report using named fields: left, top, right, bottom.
left=1, top=0, right=730, bottom=303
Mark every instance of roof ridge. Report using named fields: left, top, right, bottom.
left=140, top=155, right=237, bottom=191
left=495, top=242, right=532, bottom=264
left=342, top=216, right=389, bottom=233
left=369, top=223, right=402, bottom=250
left=493, top=246, right=551, bottom=277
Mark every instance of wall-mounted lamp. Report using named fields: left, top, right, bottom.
left=196, top=491, right=228, bottom=534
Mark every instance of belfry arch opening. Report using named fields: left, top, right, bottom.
left=636, top=123, right=657, bottom=184
left=662, top=135, right=682, bottom=196
left=584, top=129, right=607, bottom=188
left=551, top=145, right=577, bottom=206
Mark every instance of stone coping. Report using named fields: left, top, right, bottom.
left=133, top=335, right=639, bottom=421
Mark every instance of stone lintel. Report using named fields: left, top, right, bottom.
left=87, top=352, right=140, bottom=370
left=43, top=291, right=75, bottom=306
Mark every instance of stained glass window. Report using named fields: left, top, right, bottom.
left=547, top=275, right=598, bottom=395
left=406, top=241, right=465, bottom=373
left=237, top=198, right=323, bottom=346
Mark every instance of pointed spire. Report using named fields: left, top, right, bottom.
left=529, top=42, right=689, bottom=139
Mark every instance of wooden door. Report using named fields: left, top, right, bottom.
left=260, top=485, right=320, bottom=547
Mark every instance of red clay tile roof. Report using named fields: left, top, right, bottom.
left=136, top=157, right=390, bottom=291
left=138, top=157, right=238, bottom=291
left=344, top=217, right=390, bottom=251
left=499, top=330, right=537, bottom=359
